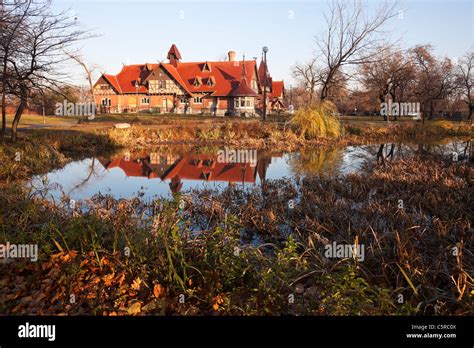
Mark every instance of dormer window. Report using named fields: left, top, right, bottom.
left=193, top=76, right=202, bottom=87
left=202, top=61, right=211, bottom=72
left=206, top=76, right=216, bottom=86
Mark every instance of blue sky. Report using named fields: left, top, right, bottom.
left=54, top=0, right=473, bottom=86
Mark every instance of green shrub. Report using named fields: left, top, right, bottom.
left=347, top=126, right=364, bottom=136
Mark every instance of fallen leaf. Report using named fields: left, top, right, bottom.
left=127, top=301, right=142, bottom=315
left=212, top=294, right=224, bottom=311
left=153, top=283, right=165, bottom=298
left=131, top=277, right=142, bottom=291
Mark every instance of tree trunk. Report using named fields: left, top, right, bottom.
left=391, top=92, right=397, bottom=121
left=1, top=91, right=6, bottom=139
left=11, top=88, right=27, bottom=142
left=1, top=51, right=8, bottom=139
left=308, top=88, right=314, bottom=107
left=320, top=85, right=328, bottom=102
left=421, top=102, right=426, bottom=125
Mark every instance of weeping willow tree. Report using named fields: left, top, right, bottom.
left=290, top=101, right=342, bottom=139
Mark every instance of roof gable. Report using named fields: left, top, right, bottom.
left=93, top=46, right=280, bottom=98
left=271, top=81, right=285, bottom=98
left=171, top=60, right=257, bottom=96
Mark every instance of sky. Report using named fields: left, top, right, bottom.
left=52, top=0, right=473, bottom=87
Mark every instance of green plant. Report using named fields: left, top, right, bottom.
left=290, top=102, right=342, bottom=139
left=347, top=126, right=364, bottom=136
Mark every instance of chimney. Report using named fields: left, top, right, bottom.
left=228, top=51, right=236, bottom=62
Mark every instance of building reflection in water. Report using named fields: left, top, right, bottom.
left=98, top=151, right=278, bottom=194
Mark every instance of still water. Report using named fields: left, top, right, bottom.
left=30, top=140, right=472, bottom=203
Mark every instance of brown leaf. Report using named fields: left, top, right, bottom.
left=212, top=294, right=224, bottom=311
left=102, top=273, right=115, bottom=287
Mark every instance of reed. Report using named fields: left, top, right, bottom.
left=0, top=152, right=471, bottom=315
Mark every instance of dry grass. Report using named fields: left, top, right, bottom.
left=0, top=130, right=472, bottom=315
left=187, top=156, right=473, bottom=315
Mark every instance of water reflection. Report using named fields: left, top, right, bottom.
left=366, top=140, right=473, bottom=165
left=98, top=152, right=276, bottom=194
left=30, top=140, right=472, bottom=202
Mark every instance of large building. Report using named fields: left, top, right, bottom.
left=93, top=44, right=285, bottom=116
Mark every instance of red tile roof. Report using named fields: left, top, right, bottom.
left=102, top=74, right=122, bottom=93
left=258, top=60, right=272, bottom=89
left=162, top=60, right=257, bottom=97
left=271, top=81, right=285, bottom=98
left=159, top=63, right=193, bottom=95
left=96, top=45, right=268, bottom=97
left=229, top=78, right=257, bottom=97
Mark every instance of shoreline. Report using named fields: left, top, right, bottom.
left=1, top=120, right=472, bottom=183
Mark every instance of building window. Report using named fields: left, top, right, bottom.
left=159, top=80, right=166, bottom=89
left=234, top=97, right=253, bottom=108
left=193, top=77, right=202, bottom=87
left=202, top=62, right=211, bottom=72
left=101, top=98, right=111, bottom=106
left=193, top=96, right=203, bottom=104
left=141, top=97, right=150, bottom=105
left=206, top=76, right=216, bottom=87
left=180, top=97, right=189, bottom=104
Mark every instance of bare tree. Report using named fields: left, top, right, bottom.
left=456, top=51, right=473, bottom=122
left=315, top=0, right=399, bottom=101
left=410, top=45, right=456, bottom=124
left=6, top=0, right=89, bottom=141
left=292, top=58, right=321, bottom=106
left=360, top=46, right=416, bottom=120
left=66, top=52, right=100, bottom=102
left=0, top=0, right=46, bottom=138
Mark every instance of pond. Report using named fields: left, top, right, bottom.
left=30, top=139, right=472, bottom=204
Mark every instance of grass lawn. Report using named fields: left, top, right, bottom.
left=5, top=114, right=80, bottom=126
